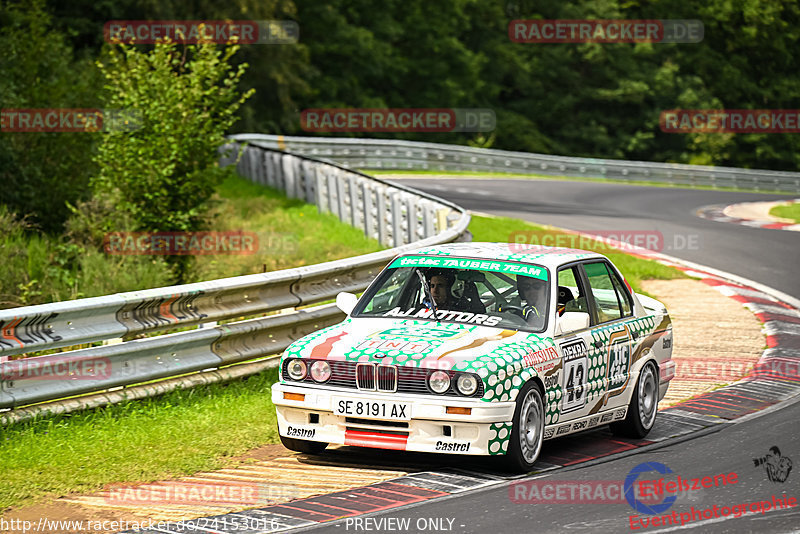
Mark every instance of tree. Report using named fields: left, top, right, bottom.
left=0, top=0, right=100, bottom=233
left=92, top=38, right=254, bottom=281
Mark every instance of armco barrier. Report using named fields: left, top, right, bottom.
left=231, top=134, right=800, bottom=193
left=0, top=142, right=469, bottom=411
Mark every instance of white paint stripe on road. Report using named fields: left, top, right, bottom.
left=745, top=303, right=800, bottom=318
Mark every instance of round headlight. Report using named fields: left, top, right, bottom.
left=429, top=370, right=451, bottom=394
left=456, top=373, right=479, bottom=396
left=310, top=360, right=332, bottom=382
left=286, top=359, right=307, bottom=380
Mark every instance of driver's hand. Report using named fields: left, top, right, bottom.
left=523, top=305, right=540, bottom=321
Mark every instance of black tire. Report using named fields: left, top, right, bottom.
left=279, top=434, right=328, bottom=454
left=610, top=360, right=659, bottom=438
left=502, top=381, right=545, bottom=472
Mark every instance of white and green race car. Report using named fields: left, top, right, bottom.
left=272, top=243, right=674, bottom=471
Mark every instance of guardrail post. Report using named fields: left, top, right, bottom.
left=315, top=164, right=327, bottom=213
left=406, top=196, right=417, bottom=244
left=363, top=182, right=376, bottom=239
left=350, top=176, right=361, bottom=229
left=391, top=191, right=403, bottom=247
left=328, top=170, right=340, bottom=217
left=377, top=186, right=388, bottom=246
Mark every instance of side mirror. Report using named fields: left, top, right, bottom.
left=555, top=311, right=591, bottom=335
left=336, top=292, right=358, bottom=315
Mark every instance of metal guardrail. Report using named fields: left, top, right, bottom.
left=231, top=134, right=800, bottom=193
left=0, top=142, right=470, bottom=411
left=5, top=133, right=792, bottom=414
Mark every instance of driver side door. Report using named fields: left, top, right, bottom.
left=552, top=264, right=597, bottom=430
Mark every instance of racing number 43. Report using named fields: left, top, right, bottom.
left=561, top=339, right=589, bottom=413
left=566, top=364, right=584, bottom=403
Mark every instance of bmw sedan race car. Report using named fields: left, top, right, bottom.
left=273, top=243, right=674, bottom=471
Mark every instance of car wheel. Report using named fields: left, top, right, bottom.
left=503, top=381, right=544, bottom=472
left=279, top=434, right=328, bottom=454
left=610, top=360, right=658, bottom=438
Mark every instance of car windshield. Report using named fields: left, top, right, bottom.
left=353, top=256, right=550, bottom=332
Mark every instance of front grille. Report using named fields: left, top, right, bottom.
left=376, top=365, right=397, bottom=392
left=356, top=363, right=376, bottom=390
left=356, top=363, right=397, bottom=392
left=282, top=358, right=483, bottom=397
left=345, top=417, right=409, bottom=428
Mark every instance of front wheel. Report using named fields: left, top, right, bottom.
left=502, top=381, right=545, bottom=472
left=610, top=361, right=658, bottom=438
left=280, top=434, right=328, bottom=454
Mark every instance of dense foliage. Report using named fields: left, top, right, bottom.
left=3, top=0, right=797, bottom=234
left=43, top=0, right=800, bottom=172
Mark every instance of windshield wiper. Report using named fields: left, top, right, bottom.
left=416, top=269, right=441, bottom=324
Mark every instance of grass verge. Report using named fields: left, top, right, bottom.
left=0, top=170, right=384, bottom=309
left=193, top=173, right=383, bottom=280
left=769, top=201, right=800, bottom=223
left=0, top=367, right=279, bottom=511
left=367, top=169, right=796, bottom=196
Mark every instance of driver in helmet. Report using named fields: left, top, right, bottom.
left=516, top=275, right=547, bottom=327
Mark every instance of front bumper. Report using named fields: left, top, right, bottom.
left=272, top=382, right=516, bottom=455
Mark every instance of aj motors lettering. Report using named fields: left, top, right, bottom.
left=117, top=292, right=207, bottom=331
left=0, top=312, right=63, bottom=351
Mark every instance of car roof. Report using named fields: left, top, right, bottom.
left=402, top=242, right=606, bottom=269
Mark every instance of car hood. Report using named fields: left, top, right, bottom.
left=282, top=317, right=555, bottom=372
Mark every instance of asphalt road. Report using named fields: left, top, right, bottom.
left=293, top=177, right=799, bottom=534
left=306, top=397, right=800, bottom=534
left=388, top=178, right=799, bottom=299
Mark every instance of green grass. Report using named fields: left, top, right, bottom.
left=0, top=172, right=383, bottom=309
left=192, top=173, right=383, bottom=280
left=0, top=368, right=279, bottom=510
left=468, top=214, right=686, bottom=294
left=367, top=169, right=796, bottom=195
left=769, top=202, right=800, bottom=223
left=0, top=212, right=684, bottom=512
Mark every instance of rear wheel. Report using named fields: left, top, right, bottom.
left=610, top=361, right=658, bottom=438
left=502, top=381, right=544, bottom=472
left=280, top=435, right=328, bottom=454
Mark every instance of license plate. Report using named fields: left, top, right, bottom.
left=333, top=397, right=411, bottom=420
